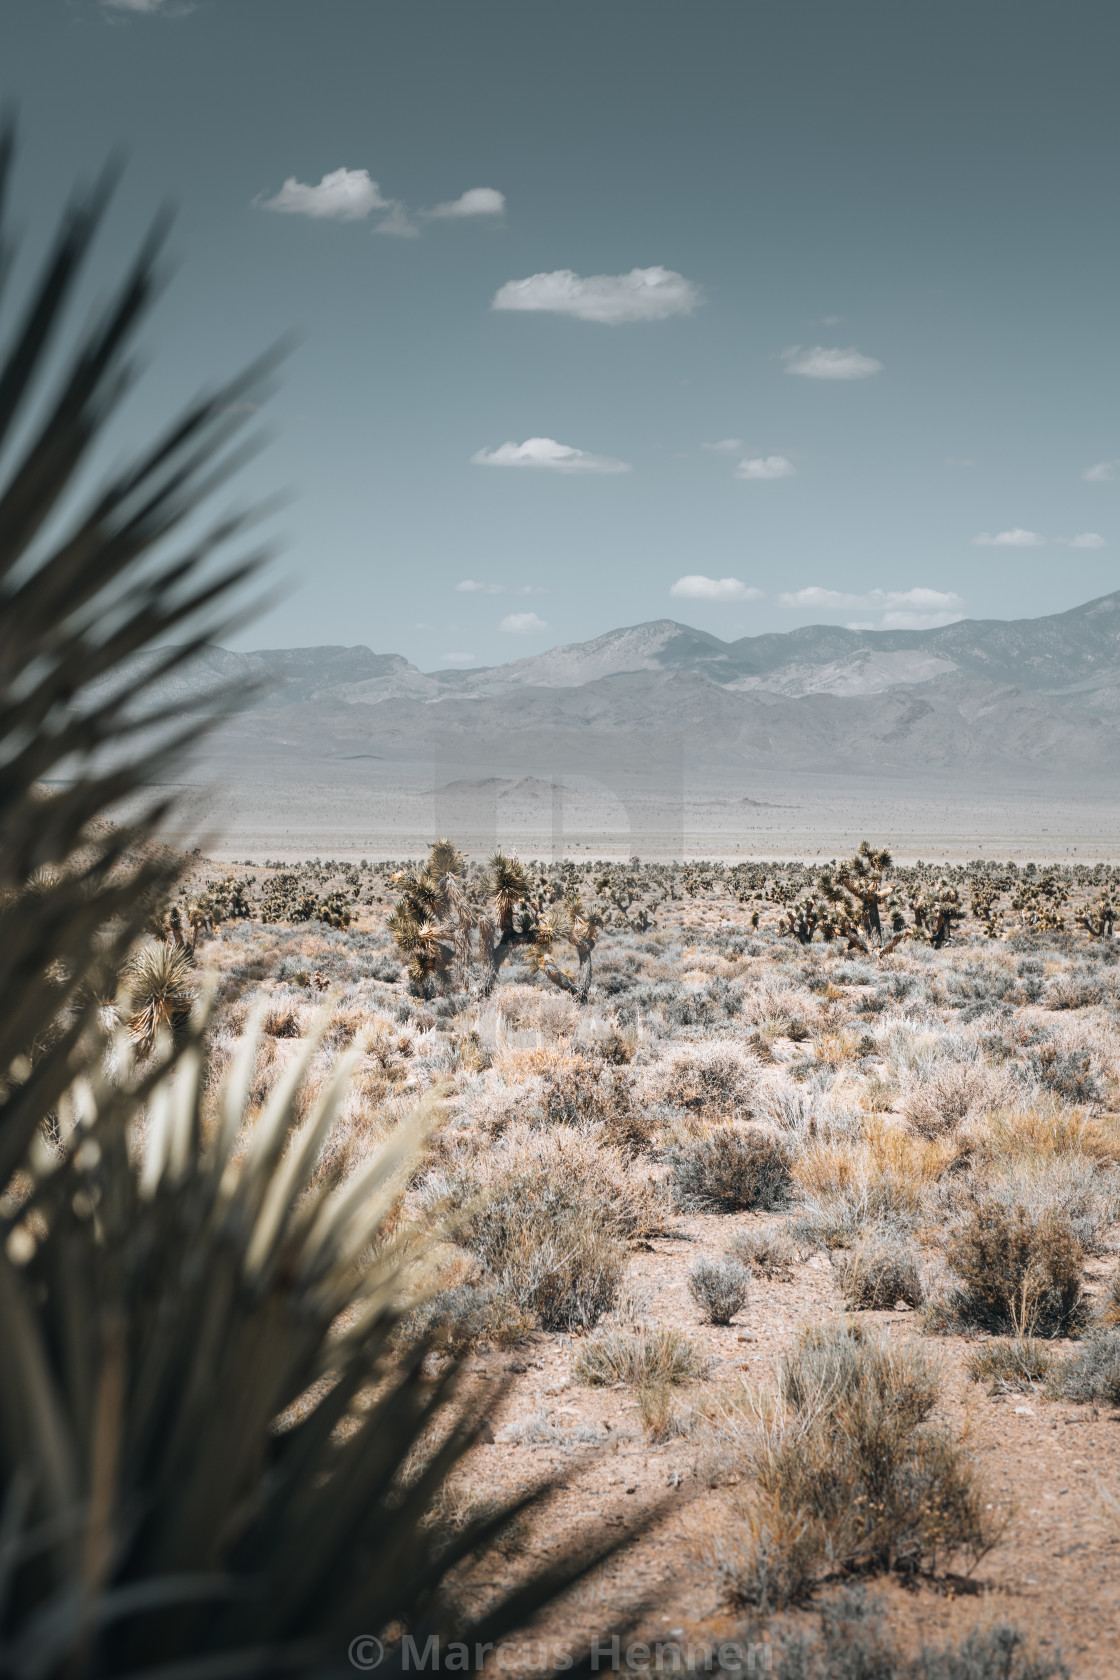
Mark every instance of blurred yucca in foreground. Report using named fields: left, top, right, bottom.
left=0, top=127, right=617, bottom=1677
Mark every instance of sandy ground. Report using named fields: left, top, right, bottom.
left=446, top=1212, right=1120, bottom=1677
left=159, top=768, right=1120, bottom=865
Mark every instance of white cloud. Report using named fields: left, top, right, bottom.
left=441, top=651, right=477, bottom=664
left=1062, top=532, right=1107, bottom=549
left=669, top=576, right=763, bottom=603
left=456, top=580, right=504, bottom=594
left=778, top=586, right=964, bottom=629
left=783, top=345, right=883, bottom=380
left=425, top=187, right=506, bottom=219
left=103, top=0, right=183, bottom=11
left=971, top=529, right=1045, bottom=547
left=500, top=612, right=548, bottom=634
left=1082, top=461, right=1118, bottom=482
left=735, top=454, right=795, bottom=481
left=703, top=438, right=744, bottom=454
left=259, top=167, right=390, bottom=220
left=471, top=437, right=630, bottom=474
left=492, top=266, right=699, bottom=325
left=373, top=204, right=420, bottom=238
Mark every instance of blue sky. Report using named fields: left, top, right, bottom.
left=6, top=0, right=1120, bottom=667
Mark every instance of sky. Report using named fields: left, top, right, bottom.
left=4, top=0, right=1120, bottom=668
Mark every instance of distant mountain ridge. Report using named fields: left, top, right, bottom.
left=96, top=591, right=1120, bottom=784
left=101, top=589, right=1120, bottom=713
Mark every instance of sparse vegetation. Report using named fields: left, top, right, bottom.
left=1046, top=1331, right=1120, bottom=1404
left=707, top=1324, right=997, bottom=1609
left=833, top=1229, right=925, bottom=1310
left=110, top=827, right=1120, bottom=1657
left=670, top=1127, right=792, bottom=1211
left=934, top=1200, right=1087, bottom=1337
left=689, top=1256, right=751, bottom=1323
left=573, top=1319, right=706, bottom=1388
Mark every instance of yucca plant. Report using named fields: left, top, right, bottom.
left=0, top=128, right=637, bottom=1676
left=122, top=938, right=195, bottom=1054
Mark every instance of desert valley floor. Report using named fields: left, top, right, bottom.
left=154, top=847, right=1120, bottom=1678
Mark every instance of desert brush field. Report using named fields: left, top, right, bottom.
left=120, top=841, right=1120, bottom=1677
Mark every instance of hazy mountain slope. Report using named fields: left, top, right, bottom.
left=203, top=667, right=1120, bottom=779
left=94, top=589, right=1120, bottom=713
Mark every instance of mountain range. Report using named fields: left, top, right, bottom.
left=113, top=590, right=1120, bottom=782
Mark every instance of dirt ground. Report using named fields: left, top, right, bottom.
left=443, top=1213, right=1120, bottom=1677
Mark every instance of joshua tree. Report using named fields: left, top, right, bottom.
left=1076, top=890, right=1116, bottom=939
left=1011, top=872, right=1068, bottom=931
left=123, top=939, right=195, bottom=1054
left=819, top=841, right=897, bottom=943
left=817, top=842, right=907, bottom=956
left=911, top=878, right=964, bottom=948
left=389, top=842, right=605, bottom=1000
left=528, top=896, right=603, bottom=1002
left=778, top=892, right=838, bottom=947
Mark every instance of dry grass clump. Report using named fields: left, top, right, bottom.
left=640, top=1040, right=762, bottom=1119
left=932, top=1199, right=1086, bottom=1337
left=901, top=1059, right=1009, bottom=1137
left=1045, top=1331, right=1120, bottom=1405
left=975, top=1101, right=1120, bottom=1166
left=689, top=1256, right=751, bottom=1324
left=573, top=1319, right=705, bottom=1388
left=966, top=1338, right=1054, bottom=1395
left=833, top=1230, right=925, bottom=1310
left=729, top=1225, right=798, bottom=1279
left=437, top=1124, right=660, bottom=1331
left=706, top=1324, right=997, bottom=1610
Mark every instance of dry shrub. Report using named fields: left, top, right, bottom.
left=689, top=1257, right=751, bottom=1324
left=1099, top=1264, right=1120, bottom=1328
left=537, top=1055, right=653, bottom=1153
left=966, top=1338, right=1054, bottom=1395
left=442, top=1124, right=660, bottom=1331
left=407, top=1278, right=536, bottom=1351
left=792, top=1125, right=952, bottom=1249
left=729, top=1226, right=797, bottom=1280
left=1046, top=1331, right=1120, bottom=1404
left=937, top=1200, right=1086, bottom=1337
left=261, top=1000, right=304, bottom=1038
left=574, top=1319, right=705, bottom=1388
left=759, top=1590, right=1067, bottom=1680
left=708, top=1324, right=996, bottom=1610
left=490, top=983, right=580, bottom=1039
left=834, top=1231, right=925, bottom=1310
left=640, top=1040, right=762, bottom=1119
left=902, top=1060, right=1009, bottom=1138
left=670, top=1127, right=791, bottom=1212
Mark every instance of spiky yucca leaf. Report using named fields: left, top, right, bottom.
left=0, top=130, right=645, bottom=1675
left=0, top=124, right=278, bottom=1187
left=1, top=1009, right=627, bottom=1674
